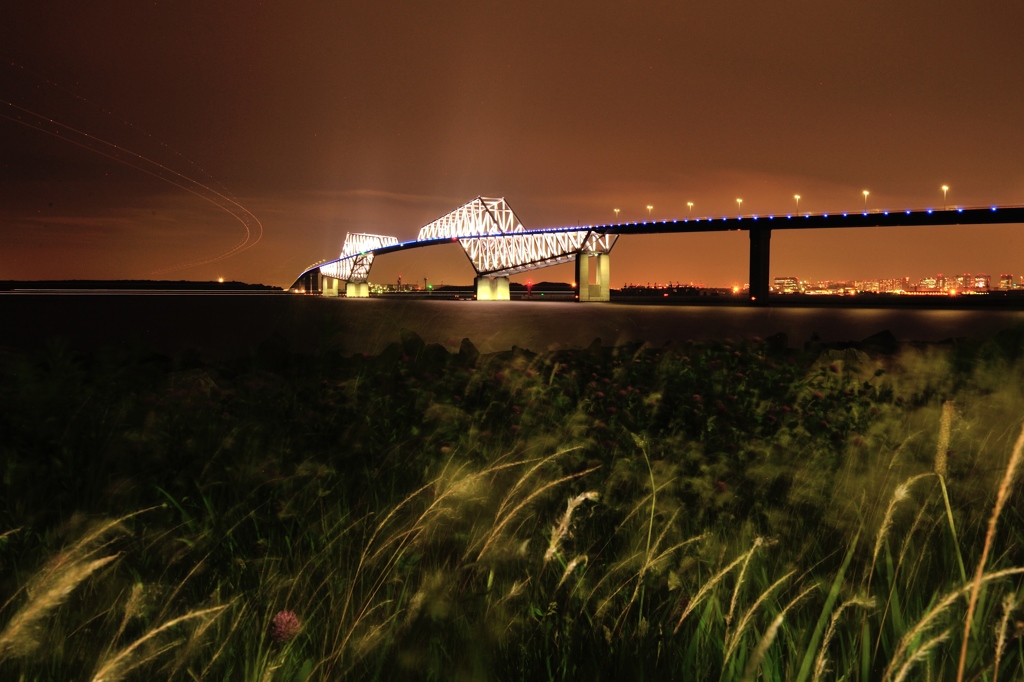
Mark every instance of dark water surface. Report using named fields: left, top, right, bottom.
left=3, top=293, right=1024, bottom=357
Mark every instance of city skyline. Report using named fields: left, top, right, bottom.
left=2, top=2, right=1022, bottom=288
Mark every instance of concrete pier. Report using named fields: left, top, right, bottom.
left=748, top=227, right=771, bottom=306
left=345, top=282, right=370, bottom=298
left=322, top=276, right=341, bottom=297
left=475, top=276, right=510, bottom=301
left=576, top=253, right=610, bottom=302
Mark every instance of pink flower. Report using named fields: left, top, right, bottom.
left=270, top=610, right=301, bottom=642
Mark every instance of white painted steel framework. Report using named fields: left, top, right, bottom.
left=319, top=232, right=398, bottom=282
left=417, top=197, right=618, bottom=276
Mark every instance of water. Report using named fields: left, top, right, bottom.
left=3, top=293, right=1024, bottom=357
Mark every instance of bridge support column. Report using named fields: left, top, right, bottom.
left=475, top=276, right=510, bottom=301
left=748, top=227, right=771, bottom=306
left=346, top=282, right=369, bottom=298
left=322, top=276, right=340, bottom=297
left=576, top=253, right=610, bottom=302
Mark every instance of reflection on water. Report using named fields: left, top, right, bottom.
left=3, top=294, right=1024, bottom=357
left=329, top=299, right=1024, bottom=355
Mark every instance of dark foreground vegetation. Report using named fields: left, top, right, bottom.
left=4, top=327, right=1024, bottom=680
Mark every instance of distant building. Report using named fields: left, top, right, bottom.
left=974, top=274, right=990, bottom=290
left=773, top=276, right=801, bottom=293
left=999, top=274, right=1015, bottom=289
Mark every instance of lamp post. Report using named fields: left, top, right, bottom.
left=614, top=208, right=620, bottom=222
left=794, top=194, right=801, bottom=213
left=736, top=198, right=743, bottom=215
left=942, top=185, right=949, bottom=210
left=687, top=201, right=693, bottom=216
left=862, top=190, right=869, bottom=211
left=646, top=205, right=653, bottom=218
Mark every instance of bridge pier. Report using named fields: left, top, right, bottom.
left=475, top=276, right=510, bottom=301
left=345, top=282, right=369, bottom=298
left=322, top=275, right=341, bottom=297
left=748, top=227, right=771, bottom=305
left=576, top=253, right=610, bottom=302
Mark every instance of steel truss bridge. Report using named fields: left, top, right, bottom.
left=293, top=196, right=1024, bottom=305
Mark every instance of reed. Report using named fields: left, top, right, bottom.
left=3, top=333, right=1024, bottom=679
left=957, top=420, right=1024, bottom=681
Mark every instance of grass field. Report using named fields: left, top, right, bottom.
left=3, top=327, right=1024, bottom=680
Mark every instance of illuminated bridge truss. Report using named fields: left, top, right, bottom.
left=418, top=197, right=618, bottom=276
left=319, top=232, right=398, bottom=282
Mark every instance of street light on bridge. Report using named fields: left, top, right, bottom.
left=862, top=190, right=870, bottom=211
left=687, top=201, right=693, bottom=216
left=794, top=195, right=801, bottom=213
left=942, top=185, right=949, bottom=210
left=646, top=205, right=653, bottom=217
left=614, top=208, right=620, bottom=221
left=736, top=198, right=743, bottom=214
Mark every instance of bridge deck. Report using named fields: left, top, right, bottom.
left=297, top=205, right=1024, bottom=281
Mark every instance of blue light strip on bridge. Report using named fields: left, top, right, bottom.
left=299, top=204, right=1024, bottom=277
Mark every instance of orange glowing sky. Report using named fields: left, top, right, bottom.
left=2, top=1, right=1023, bottom=288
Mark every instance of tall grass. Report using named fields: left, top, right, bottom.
left=2, top=331, right=1024, bottom=678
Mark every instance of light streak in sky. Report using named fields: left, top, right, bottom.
left=0, top=61, right=263, bottom=274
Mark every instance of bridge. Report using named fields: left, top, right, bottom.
left=292, top=197, right=1024, bottom=305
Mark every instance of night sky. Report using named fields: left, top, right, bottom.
left=2, top=1, right=1023, bottom=289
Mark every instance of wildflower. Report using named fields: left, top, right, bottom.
left=270, top=610, right=301, bottom=642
